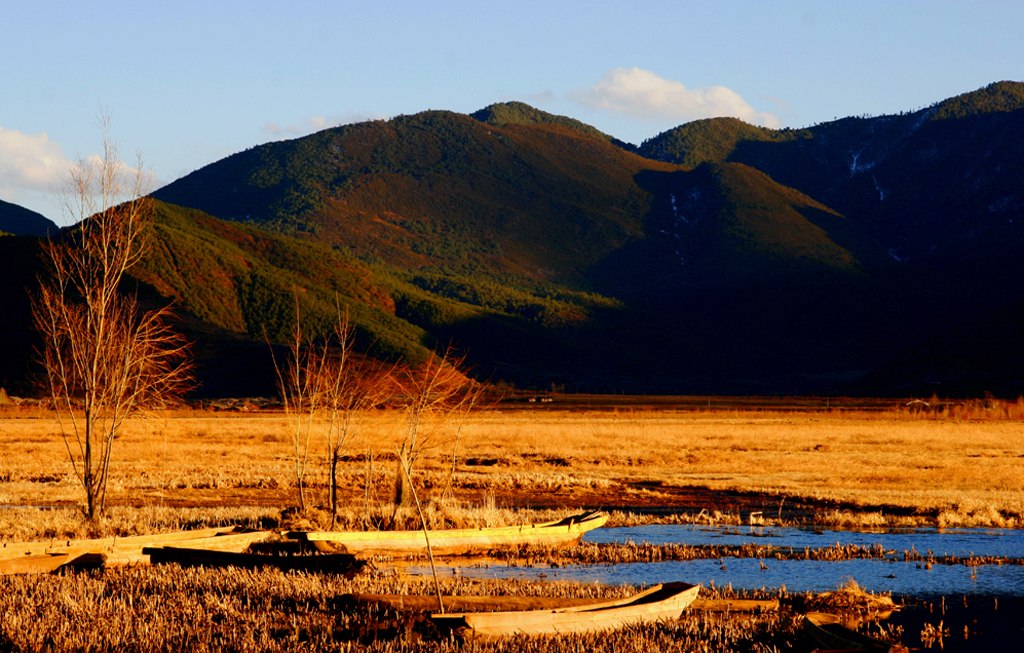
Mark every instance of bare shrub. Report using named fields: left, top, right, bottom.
left=32, top=119, right=191, bottom=521
left=274, top=299, right=392, bottom=525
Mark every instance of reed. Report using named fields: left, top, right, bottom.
left=480, top=540, right=1024, bottom=569
left=1, top=404, right=1022, bottom=536
left=0, top=566, right=797, bottom=652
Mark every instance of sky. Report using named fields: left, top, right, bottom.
left=2, top=0, right=1022, bottom=225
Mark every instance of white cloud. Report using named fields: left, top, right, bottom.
left=0, top=129, right=159, bottom=224
left=574, top=67, right=780, bottom=128
left=0, top=127, right=71, bottom=194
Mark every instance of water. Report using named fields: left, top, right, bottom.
left=584, top=524, right=1024, bottom=560
left=425, top=557, right=1024, bottom=596
left=408, top=525, right=1024, bottom=596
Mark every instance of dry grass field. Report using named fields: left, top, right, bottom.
left=2, top=400, right=1022, bottom=652
left=1, top=399, right=1022, bottom=537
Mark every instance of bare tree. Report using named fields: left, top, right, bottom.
left=392, top=348, right=480, bottom=519
left=274, top=298, right=321, bottom=512
left=274, top=299, right=391, bottom=524
left=33, top=119, right=192, bottom=521
left=319, top=308, right=393, bottom=527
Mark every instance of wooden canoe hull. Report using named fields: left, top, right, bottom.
left=0, top=553, right=69, bottom=575
left=803, top=612, right=909, bottom=653
left=0, top=526, right=232, bottom=558
left=431, top=582, right=700, bottom=637
left=144, top=546, right=365, bottom=576
left=0, top=528, right=273, bottom=573
left=348, top=593, right=775, bottom=614
left=289, top=510, right=607, bottom=556
left=0, top=551, right=107, bottom=576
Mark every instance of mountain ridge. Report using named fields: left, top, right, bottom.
left=2, top=81, right=1022, bottom=397
left=0, top=199, right=57, bottom=237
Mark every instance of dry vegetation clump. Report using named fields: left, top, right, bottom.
left=901, top=396, right=1024, bottom=420
left=280, top=496, right=573, bottom=534
left=0, top=567, right=796, bottom=653
left=481, top=539, right=1024, bottom=569
left=602, top=509, right=750, bottom=527
left=798, top=578, right=900, bottom=616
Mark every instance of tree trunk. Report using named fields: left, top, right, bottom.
left=329, top=450, right=339, bottom=528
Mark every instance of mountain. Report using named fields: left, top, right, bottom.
left=0, top=202, right=56, bottom=394
left=0, top=199, right=56, bottom=237
left=640, top=81, right=1024, bottom=264
left=3, top=83, right=1022, bottom=397
left=0, top=235, right=43, bottom=394
left=154, top=108, right=669, bottom=284
left=152, top=105, right=892, bottom=392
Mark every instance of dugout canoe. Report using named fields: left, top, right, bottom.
left=346, top=592, right=775, bottom=614
left=430, top=582, right=699, bottom=637
left=803, top=612, right=909, bottom=653
left=0, top=527, right=274, bottom=571
left=143, top=545, right=366, bottom=576
left=288, top=510, right=607, bottom=556
left=0, top=551, right=106, bottom=575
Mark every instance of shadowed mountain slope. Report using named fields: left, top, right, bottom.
left=2, top=83, right=1021, bottom=396
left=641, top=81, right=1024, bottom=263
left=0, top=199, right=56, bottom=237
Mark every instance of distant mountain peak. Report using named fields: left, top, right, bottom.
left=471, top=101, right=635, bottom=148
left=930, top=80, right=1024, bottom=120
left=639, top=117, right=783, bottom=167
left=0, top=198, right=57, bottom=237
left=471, top=101, right=598, bottom=133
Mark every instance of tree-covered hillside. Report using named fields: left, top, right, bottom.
left=2, top=83, right=1021, bottom=397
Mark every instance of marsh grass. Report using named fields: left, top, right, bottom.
left=0, top=566, right=796, bottom=653
left=1, top=404, right=1022, bottom=537
left=483, top=539, right=1024, bottom=569
left=0, top=505, right=282, bottom=541
left=1, top=402, right=1019, bottom=651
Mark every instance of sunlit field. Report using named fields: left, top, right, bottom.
left=2, top=400, right=1022, bottom=652
left=2, top=399, right=1022, bottom=538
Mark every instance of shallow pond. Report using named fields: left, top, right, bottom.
left=410, top=525, right=1024, bottom=596
left=585, top=524, right=1024, bottom=559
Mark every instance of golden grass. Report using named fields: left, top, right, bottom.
left=0, top=566, right=796, bottom=653
left=1, top=403, right=1022, bottom=538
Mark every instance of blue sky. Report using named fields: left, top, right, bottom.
left=3, top=0, right=1021, bottom=224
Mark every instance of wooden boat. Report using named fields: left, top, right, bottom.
left=0, top=527, right=274, bottom=573
left=347, top=592, right=775, bottom=614
left=803, top=612, right=909, bottom=653
left=288, top=510, right=607, bottom=556
left=0, top=551, right=105, bottom=575
left=1, top=526, right=231, bottom=558
left=143, top=545, right=365, bottom=576
left=430, top=581, right=699, bottom=637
